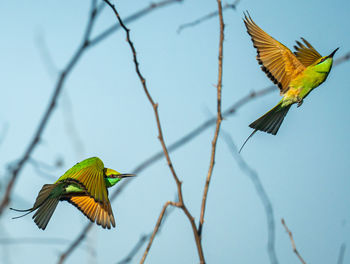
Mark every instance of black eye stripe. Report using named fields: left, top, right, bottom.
left=317, top=58, right=326, bottom=64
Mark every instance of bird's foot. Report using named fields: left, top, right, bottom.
left=297, top=98, right=303, bottom=108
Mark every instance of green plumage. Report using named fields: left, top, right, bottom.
left=240, top=13, right=338, bottom=152
left=10, top=157, right=134, bottom=230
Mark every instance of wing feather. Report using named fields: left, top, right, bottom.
left=293, top=37, right=322, bottom=66
left=244, top=13, right=305, bottom=94
left=56, top=157, right=109, bottom=206
left=68, top=195, right=115, bottom=229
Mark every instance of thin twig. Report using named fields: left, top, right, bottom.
left=0, top=0, right=183, bottom=219
left=0, top=0, right=98, bottom=216
left=222, top=132, right=278, bottom=264
left=281, top=218, right=306, bottom=264
left=53, top=2, right=186, bottom=263
left=198, top=0, right=225, bottom=239
left=102, top=1, right=204, bottom=263
left=177, top=0, right=240, bottom=33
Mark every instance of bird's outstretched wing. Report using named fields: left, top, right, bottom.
left=56, top=157, right=109, bottom=206
left=66, top=195, right=115, bottom=229
left=243, top=13, right=305, bottom=94
left=293, top=37, right=322, bottom=66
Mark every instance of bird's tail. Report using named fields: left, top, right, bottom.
left=250, top=101, right=291, bottom=135
left=11, top=184, right=60, bottom=230
left=239, top=101, right=291, bottom=153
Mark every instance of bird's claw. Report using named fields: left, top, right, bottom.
left=297, top=98, right=303, bottom=107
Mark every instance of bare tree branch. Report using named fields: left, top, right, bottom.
left=334, top=51, right=350, bottom=66
left=0, top=0, right=184, bottom=218
left=177, top=0, right=240, bottom=33
left=198, top=0, right=225, bottom=239
left=102, top=0, right=204, bottom=262
left=0, top=0, right=99, bottom=216
left=281, top=218, right=306, bottom=264
left=57, top=223, right=94, bottom=264
left=221, top=132, right=279, bottom=264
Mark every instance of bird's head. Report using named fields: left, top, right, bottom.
left=103, top=168, right=135, bottom=188
left=313, top=48, right=339, bottom=71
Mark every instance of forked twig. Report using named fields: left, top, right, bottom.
left=140, top=201, right=177, bottom=262
left=102, top=0, right=204, bottom=263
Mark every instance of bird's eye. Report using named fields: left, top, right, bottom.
left=317, top=58, right=326, bottom=65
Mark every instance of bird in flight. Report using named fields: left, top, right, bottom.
left=240, top=12, right=338, bottom=152
left=11, top=157, right=135, bottom=230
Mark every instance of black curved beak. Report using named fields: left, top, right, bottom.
left=118, top=173, right=136, bottom=178
left=329, top=47, right=339, bottom=58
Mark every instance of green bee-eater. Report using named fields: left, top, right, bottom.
left=240, top=13, right=338, bottom=152
left=11, top=157, right=135, bottom=230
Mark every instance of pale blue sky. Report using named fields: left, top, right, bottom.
left=0, top=0, right=349, bottom=263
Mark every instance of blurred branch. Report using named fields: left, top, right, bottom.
left=198, top=0, right=224, bottom=239
left=222, top=132, right=279, bottom=264
left=337, top=243, right=346, bottom=264
left=117, top=203, right=175, bottom=264
left=36, top=31, right=86, bottom=157
left=102, top=0, right=204, bottom=263
left=57, top=84, right=276, bottom=264
left=57, top=223, right=94, bottom=264
left=334, top=51, right=350, bottom=66
left=90, top=0, right=183, bottom=47
left=51, top=1, right=187, bottom=263
left=281, top=218, right=306, bottom=264
left=28, top=158, right=63, bottom=180
left=0, top=0, right=99, bottom=216
left=0, top=237, right=70, bottom=245
left=0, top=123, right=9, bottom=149
left=177, top=0, right=240, bottom=33
left=0, top=0, right=183, bottom=217
left=133, top=85, right=276, bottom=173
left=61, top=93, right=86, bottom=157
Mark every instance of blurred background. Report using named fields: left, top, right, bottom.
left=0, top=0, right=349, bottom=263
